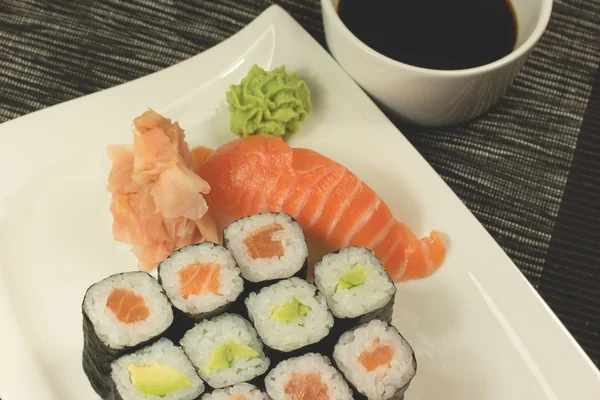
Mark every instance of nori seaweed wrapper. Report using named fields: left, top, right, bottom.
left=201, top=371, right=269, bottom=392
left=329, top=295, right=394, bottom=344
left=157, top=242, right=246, bottom=341
left=177, top=312, right=271, bottom=392
left=333, top=320, right=417, bottom=400
left=197, top=383, right=268, bottom=398
left=259, top=333, right=336, bottom=367
left=223, top=212, right=308, bottom=296
left=313, top=247, right=396, bottom=343
left=82, top=309, right=170, bottom=398
left=81, top=310, right=122, bottom=398
left=81, top=272, right=174, bottom=398
left=246, top=375, right=268, bottom=392
left=239, top=258, right=308, bottom=299
left=244, top=278, right=335, bottom=366
left=162, top=301, right=246, bottom=344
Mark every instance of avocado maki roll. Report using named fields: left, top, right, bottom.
left=180, top=313, right=270, bottom=389
left=245, top=277, right=334, bottom=362
left=158, top=242, right=244, bottom=334
left=223, top=212, right=308, bottom=292
left=333, top=320, right=417, bottom=400
left=110, top=338, right=205, bottom=400
left=314, top=247, right=396, bottom=335
left=82, top=272, right=174, bottom=397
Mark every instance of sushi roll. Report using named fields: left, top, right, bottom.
left=223, top=212, right=308, bottom=290
left=180, top=313, right=270, bottom=389
left=158, top=242, right=244, bottom=331
left=265, top=353, right=353, bottom=400
left=314, top=247, right=396, bottom=333
left=245, top=278, right=334, bottom=360
left=82, top=272, right=174, bottom=397
left=110, top=338, right=205, bottom=400
left=333, top=320, right=417, bottom=400
left=200, top=383, right=268, bottom=399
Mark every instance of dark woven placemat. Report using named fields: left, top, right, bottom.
left=0, top=0, right=598, bottom=367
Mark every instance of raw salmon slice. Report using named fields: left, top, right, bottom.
left=198, top=136, right=446, bottom=282
left=284, top=373, right=330, bottom=400
left=242, top=223, right=285, bottom=259
left=357, top=338, right=395, bottom=372
left=178, top=262, right=221, bottom=299
left=106, top=288, right=150, bottom=324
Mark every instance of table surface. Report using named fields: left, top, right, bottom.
left=0, top=0, right=598, bottom=369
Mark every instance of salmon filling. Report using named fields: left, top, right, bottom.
left=243, top=223, right=285, bottom=259
left=232, top=397, right=246, bottom=400
left=358, top=338, right=395, bottom=372
left=284, top=373, right=330, bottom=400
left=106, top=288, right=150, bottom=323
left=178, top=262, right=221, bottom=299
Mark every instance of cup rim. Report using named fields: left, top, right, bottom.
left=321, top=0, right=554, bottom=76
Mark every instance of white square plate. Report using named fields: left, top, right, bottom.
left=0, top=5, right=598, bottom=400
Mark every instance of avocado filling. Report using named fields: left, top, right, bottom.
left=270, top=298, right=311, bottom=322
left=127, top=363, right=190, bottom=396
left=335, top=264, right=368, bottom=292
left=203, top=342, right=259, bottom=373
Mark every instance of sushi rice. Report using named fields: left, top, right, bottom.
left=245, top=277, right=334, bottom=352
left=83, top=272, right=173, bottom=349
left=200, top=383, right=269, bottom=400
left=314, top=247, right=396, bottom=318
left=111, top=338, right=205, bottom=400
left=224, top=212, right=308, bottom=283
left=159, top=242, right=244, bottom=315
left=180, top=313, right=270, bottom=389
left=265, top=353, right=353, bottom=400
left=333, top=320, right=416, bottom=400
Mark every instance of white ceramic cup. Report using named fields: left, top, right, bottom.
left=321, top=0, right=553, bottom=127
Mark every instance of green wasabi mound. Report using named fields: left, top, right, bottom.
left=270, top=297, right=311, bottom=322
left=226, top=64, right=312, bottom=138
left=204, top=341, right=259, bottom=372
left=335, top=264, right=368, bottom=292
left=126, top=363, right=190, bottom=396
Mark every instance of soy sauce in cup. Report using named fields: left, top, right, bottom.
left=337, top=0, right=518, bottom=71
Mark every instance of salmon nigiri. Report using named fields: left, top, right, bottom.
left=198, top=136, right=445, bottom=282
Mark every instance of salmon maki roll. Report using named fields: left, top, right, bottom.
left=82, top=272, right=174, bottom=397
left=265, top=353, right=353, bottom=400
left=158, top=242, right=244, bottom=334
left=110, top=338, right=205, bottom=400
left=314, top=247, right=396, bottom=336
left=333, top=320, right=417, bottom=400
left=200, top=383, right=269, bottom=400
left=223, top=212, right=308, bottom=292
